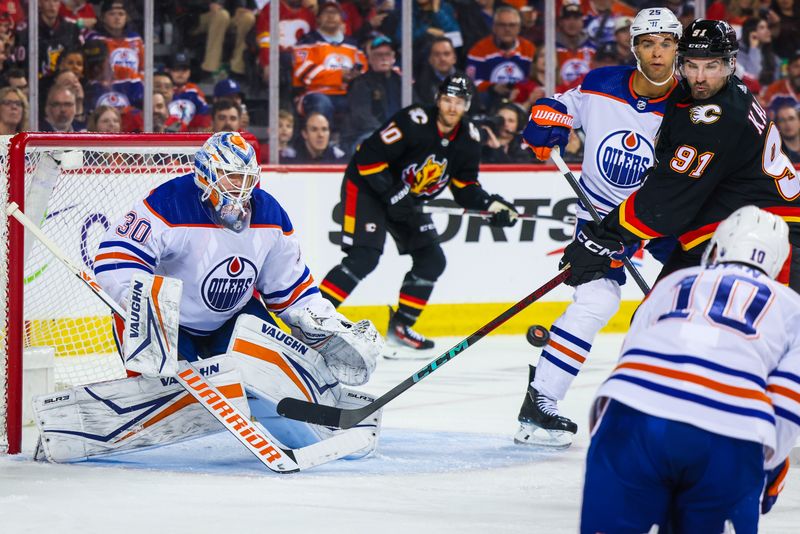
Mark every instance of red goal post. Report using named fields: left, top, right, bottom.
left=0, top=132, right=258, bottom=455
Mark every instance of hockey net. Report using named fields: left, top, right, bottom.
left=0, top=133, right=253, bottom=454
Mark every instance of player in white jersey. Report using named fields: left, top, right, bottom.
left=581, top=206, right=798, bottom=533
left=513, top=8, right=683, bottom=448
left=57, top=132, right=386, bottom=462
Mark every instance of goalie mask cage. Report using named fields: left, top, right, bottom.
left=0, top=133, right=258, bottom=454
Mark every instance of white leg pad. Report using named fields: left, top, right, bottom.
left=33, top=355, right=248, bottom=462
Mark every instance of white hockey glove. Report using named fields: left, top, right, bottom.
left=285, top=306, right=383, bottom=386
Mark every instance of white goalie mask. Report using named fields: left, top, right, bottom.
left=194, top=132, right=260, bottom=232
left=701, top=206, right=790, bottom=279
left=629, top=7, right=682, bottom=87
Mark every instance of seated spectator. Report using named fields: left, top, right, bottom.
left=343, top=35, right=403, bottom=152
left=556, top=0, right=595, bottom=88
left=738, top=17, right=780, bottom=89
left=214, top=78, right=249, bottom=128
left=0, top=0, right=24, bottom=31
left=583, top=0, right=635, bottom=47
left=36, top=0, right=81, bottom=77
left=56, top=47, right=85, bottom=78
left=707, top=0, right=758, bottom=35
left=87, top=104, right=121, bottom=132
left=466, top=6, right=535, bottom=111
left=144, top=91, right=182, bottom=133
left=256, top=0, right=316, bottom=85
left=211, top=98, right=242, bottom=133
left=480, top=102, right=531, bottom=163
left=0, top=86, right=26, bottom=134
left=415, top=36, right=475, bottom=108
left=3, top=68, right=27, bottom=98
left=49, top=69, right=87, bottom=124
left=284, top=111, right=347, bottom=163
left=763, top=52, right=800, bottom=117
left=86, top=0, right=145, bottom=109
left=770, top=0, right=799, bottom=60
left=612, top=16, right=634, bottom=66
left=189, top=1, right=256, bottom=79
left=456, top=0, right=497, bottom=64
left=519, top=4, right=542, bottom=46
left=166, top=54, right=212, bottom=132
left=409, top=0, right=462, bottom=73
left=776, top=104, right=800, bottom=163
left=42, top=86, right=85, bottom=132
left=294, top=1, right=366, bottom=124
left=278, top=109, right=296, bottom=159
left=60, top=0, right=98, bottom=31
left=341, top=0, right=398, bottom=43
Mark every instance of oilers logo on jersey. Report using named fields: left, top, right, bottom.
left=109, top=47, right=140, bottom=73
left=402, top=155, right=449, bottom=196
left=96, top=91, right=131, bottom=109
left=490, top=62, right=526, bottom=84
left=201, top=256, right=258, bottom=312
left=596, top=130, right=654, bottom=190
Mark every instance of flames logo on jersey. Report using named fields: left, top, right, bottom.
left=689, top=104, right=722, bottom=124
left=596, top=130, right=654, bottom=189
left=201, top=256, right=258, bottom=312
left=402, top=155, right=449, bottom=196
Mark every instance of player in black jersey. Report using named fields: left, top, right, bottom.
left=319, top=75, right=518, bottom=357
left=561, top=19, right=800, bottom=291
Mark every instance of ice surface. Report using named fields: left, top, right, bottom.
left=1, top=335, right=797, bottom=533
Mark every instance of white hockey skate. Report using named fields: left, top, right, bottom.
left=514, top=365, right=577, bottom=449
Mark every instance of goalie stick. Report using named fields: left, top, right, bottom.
left=6, top=201, right=372, bottom=473
left=277, top=267, right=571, bottom=429
left=420, top=205, right=576, bottom=225
left=550, top=148, right=651, bottom=295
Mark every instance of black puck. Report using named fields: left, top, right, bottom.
left=526, top=325, right=550, bottom=348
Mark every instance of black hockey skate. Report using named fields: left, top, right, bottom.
left=384, top=306, right=435, bottom=359
left=514, top=365, right=577, bottom=449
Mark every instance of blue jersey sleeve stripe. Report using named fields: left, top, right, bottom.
left=293, top=287, right=320, bottom=304
left=775, top=406, right=800, bottom=427
left=579, top=178, right=617, bottom=210
left=608, top=374, right=776, bottom=425
left=97, top=240, right=156, bottom=266
left=94, top=262, right=154, bottom=275
left=770, top=370, right=800, bottom=386
left=550, top=325, right=593, bottom=352
left=621, top=348, right=767, bottom=389
left=263, top=266, right=311, bottom=299
left=541, top=351, right=580, bottom=376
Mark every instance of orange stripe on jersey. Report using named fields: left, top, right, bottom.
left=267, top=275, right=315, bottom=311
left=94, top=252, right=150, bottom=266
left=357, top=162, right=389, bottom=176
left=548, top=339, right=586, bottom=363
left=232, top=339, right=312, bottom=402
left=616, top=362, right=773, bottom=404
left=619, top=192, right=661, bottom=240
left=344, top=180, right=358, bottom=234
left=763, top=206, right=800, bottom=224
left=768, top=383, right=800, bottom=404
left=450, top=178, right=476, bottom=189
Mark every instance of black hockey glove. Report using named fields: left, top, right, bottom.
left=559, top=223, right=623, bottom=287
left=383, top=182, right=415, bottom=222
left=486, top=194, right=519, bottom=227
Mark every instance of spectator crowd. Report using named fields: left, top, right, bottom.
left=0, top=0, right=798, bottom=164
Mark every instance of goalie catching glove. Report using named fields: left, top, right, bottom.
left=522, top=98, right=574, bottom=161
left=285, top=304, right=383, bottom=386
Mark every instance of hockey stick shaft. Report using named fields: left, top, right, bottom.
left=550, top=149, right=651, bottom=295
left=420, top=205, right=575, bottom=224
left=277, top=267, right=571, bottom=429
left=6, top=201, right=305, bottom=472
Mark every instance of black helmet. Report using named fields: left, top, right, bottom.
left=436, top=75, right=472, bottom=110
left=678, top=19, right=738, bottom=61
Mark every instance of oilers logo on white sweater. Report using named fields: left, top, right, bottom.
left=593, top=263, right=800, bottom=470
left=94, top=173, right=320, bottom=334
left=557, top=65, right=673, bottom=219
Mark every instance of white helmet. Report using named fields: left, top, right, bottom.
left=701, top=206, right=790, bottom=279
left=630, top=8, right=683, bottom=86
